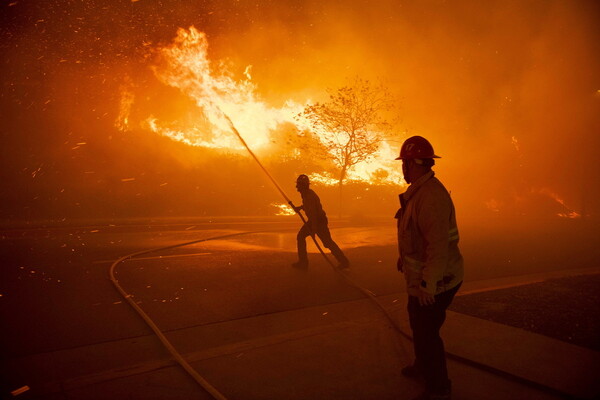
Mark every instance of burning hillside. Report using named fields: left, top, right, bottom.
left=1, top=1, right=598, bottom=222
left=117, top=27, right=403, bottom=188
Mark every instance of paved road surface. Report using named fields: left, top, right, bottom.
left=1, top=216, right=598, bottom=399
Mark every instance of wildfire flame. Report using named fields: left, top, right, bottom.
left=150, top=27, right=300, bottom=151
left=271, top=203, right=296, bottom=216
left=481, top=136, right=581, bottom=219
left=536, top=188, right=581, bottom=218
left=485, top=188, right=581, bottom=218
left=115, top=27, right=586, bottom=221
left=117, top=26, right=405, bottom=188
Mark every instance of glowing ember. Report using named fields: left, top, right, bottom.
left=511, top=136, right=520, bottom=152
left=116, top=80, right=134, bottom=131
left=484, top=199, right=501, bottom=213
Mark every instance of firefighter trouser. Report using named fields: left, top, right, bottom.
left=407, top=282, right=461, bottom=394
left=296, top=222, right=348, bottom=265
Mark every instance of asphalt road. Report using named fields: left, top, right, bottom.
left=1, top=216, right=598, bottom=358
left=0, top=215, right=598, bottom=399
left=0, top=218, right=600, bottom=364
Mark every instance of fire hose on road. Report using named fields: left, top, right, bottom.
left=109, top=110, right=409, bottom=400
left=221, top=111, right=415, bottom=342
left=109, top=228, right=574, bottom=400
left=108, top=110, right=342, bottom=400
left=108, top=228, right=408, bottom=400
left=222, top=109, right=417, bottom=354
left=109, top=232, right=259, bottom=400
left=109, top=111, right=571, bottom=400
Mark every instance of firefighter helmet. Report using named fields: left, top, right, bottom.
left=296, top=174, right=310, bottom=185
left=396, top=136, right=441, bottom=160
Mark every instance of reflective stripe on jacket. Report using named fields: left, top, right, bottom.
left=395, top=171, right=464, bottom=296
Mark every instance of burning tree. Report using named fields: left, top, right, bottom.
left=297, top=78, right=396, bottom=215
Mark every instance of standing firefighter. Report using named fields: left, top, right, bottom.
left=395, top=136, right=464, bottom=400
left=291, top=174, right=350, bottom=269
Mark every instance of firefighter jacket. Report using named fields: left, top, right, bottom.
left=395, top=171, right=464, bottom=296
left=300, top=188, right=328, bottom=228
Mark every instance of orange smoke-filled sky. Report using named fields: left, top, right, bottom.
left=1, top=0, right=598, bottom=223
left=211, top=0, right=599, bottom=207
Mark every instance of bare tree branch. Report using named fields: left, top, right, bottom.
left=296, top=77, right=396, bottom=216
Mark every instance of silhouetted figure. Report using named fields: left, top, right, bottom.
left=395, top=136, right=464, bottom=400
left=291, top=174, right=349, bottom=269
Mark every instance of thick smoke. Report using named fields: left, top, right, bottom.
left=1, top=0, right=598, bottom=225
